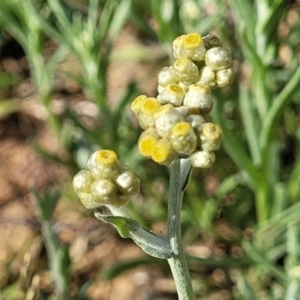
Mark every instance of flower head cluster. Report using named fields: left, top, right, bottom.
left=73, top=150, right=140, bottom=209
left=131, top=33, right=233, bottom=168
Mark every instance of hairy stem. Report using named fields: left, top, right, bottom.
left=167, top=159, right=195, bottom=300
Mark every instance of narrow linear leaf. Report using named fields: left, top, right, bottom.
left=104, top=257, right=161, bottom=280
left=284, top=279, right=300, bottom=300
left=108, top=0, right=132, bottom=41
left=187, top=255, right=251, bottom=268
left=239, top=86, right=262, bottom=165
left=227, top=0, right=255, bottom=45
left=260, top=65, right=300, bottom=150
left=243, top=239, right=288, bottom=285
left=95, top=213, right=171, bottom=259
left=212, top=100, right=261, bottom=189
left=236, top=272, right=258, bottom=300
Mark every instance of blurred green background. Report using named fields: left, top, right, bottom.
left=0, top=0, right=300, bottom=299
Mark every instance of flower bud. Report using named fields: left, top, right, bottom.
left=157, top=84, right=185, bottom=106
left=178, top=81, right=190, bottom=92
left=90, top=179, right=118, bottom=205
left=131, top=94, right=147, bottom=115
left=154, top=104, right=184, bottom=138
left=216, top=67, right=234, bottom=87
left=174, top=106, right=189, bottom=118
left=180, top=33, right=206, bottom=62
left=77, top=192, right=98, bottom=209
left=136, top=97, right=161, bottom=129
left=73, top=169, right=94, bottom=193
left=170, top=122, right=197, bottom=155
left=157, top=66, right=178, bottom=87
left=173, top=34, right=186, bottom=59
left=199, top=122, right=222, bottom=151
left=183, top=84, right=213, bottom=115
left=151, top=138, right=177, bottom=165
left=186, top=114, right=206, bottom=131
left=205, top=47, right=232, bottom=71
left=138, top=127, right=159, bottom=157
left=115, top=166, right=140, bottom=195
left=173, top=58, right=199, bottom=84
left=203, top=34, right=222, bottom=49
left=191, top=150, right=215, bottom=168
left=87, top=150, right=120, bottom=180
left=197, top=65, right=216, bottom=88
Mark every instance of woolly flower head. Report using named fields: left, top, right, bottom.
left=73, top=150, right=140, bottom=209
left=131, top=32, right=233, bottom=168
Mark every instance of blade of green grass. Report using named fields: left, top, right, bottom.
left=243, top=239, right=288, bottom=285
left=260, top=65, right=300, bottom=151
left=236, top=272, right=258, bottom=300
left=238, top=86, right=262, bottom=165
left=212, top=100, right=261, bottom=189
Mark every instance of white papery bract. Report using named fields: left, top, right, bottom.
left=73, top=150, right=140, bottom=209
left=131, top=32, right=233, bottom=168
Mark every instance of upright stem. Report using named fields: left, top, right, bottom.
left=167, top=159, right=195, bottom=300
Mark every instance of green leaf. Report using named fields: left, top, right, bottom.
left=0, top=99, right=21, bottom=119
left=288, top=159, right=300, bottom=203
left=238, top=86, right=262, bottom=166
left=227, top=0, right=255, bottom=45
left=151, top=0, right=182, bottom=47
left=32, top=189, right=61, bottom=222
left=104, top=257, right=161, bottom=280
left=32, top=189, right=70, bottom=297
left=243, top=239, right=288, bottom=285
left=258, top=201, right=300, bottom=236
left=212, top=99, right=261, bottom=189
left=0, top=72, right=15, bottom=88
left=284, top=279, right=300, bottom=300
left=236, top=272, right=258, bottom=300
left=108, top=0, right=132, bottom=41
left=216, top=172, right=246, bottom=198
left=187, top=255, right=251, bottom=268
left=260, top=65, right=300, bottom=151
left=95, top=212, right=171, bottom=259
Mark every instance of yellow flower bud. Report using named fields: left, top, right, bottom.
left=170, top=122, right=197, bottom=154
left=191, top=150, right=215, bottom=168
left=96, top=149, right=118, bottom=165
left=140, top=97, right=161, bottom=115
left=205, top=47, right=232, bottom=71
left=216, top=68, right=234, bottom=87
left=151, top=138, right=176, bottom=165
left=200, top=122, right=222, bottom=151
left=138, top=127, right=159, bottom=157
left=87, top=150, right=120, bottom=180
left=136, top=97, right=161, bottom=129
left=157, top=84, right=185, bottom=106
left=131, top=94, right=147, bottom=115
left=183, top=84, right=213, bottom=115
left=181, top=33, right=206, bottom=62
left=173, top=58, right=199, bottom=84
left=203, top=34, right=222, bottom=49
left=153, top=104, right=184, bottom=138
